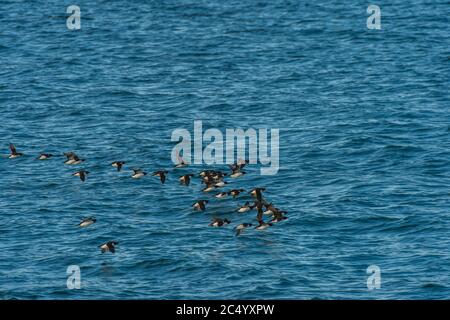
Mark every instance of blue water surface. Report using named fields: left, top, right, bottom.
left=0, top=0, right=449, bottom=299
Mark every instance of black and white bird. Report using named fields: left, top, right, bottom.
left=111, top=161, right=125, bottom=172
left=192, top=200, right=208, bottom=211
left=99, top=241, right=118, bottom=253
left=179, top=174, right=194, bottom=186
left=152, top=170, right=168, bottom=184
left=37, top=153, right=53, bottom=160
left=254, top=201, right=273, bottom=230
left=174, top=154, right=188, bottom=168
left=266, top=204, right=288, bottom=223
left=78, top=217, right=96, bottom=228
left=229, top=160, right=248, bottom=178
left=131, top=168, right=147, bottom=179
left=209, top=218, right=231, bottom=227
left=215, top=191, right=229, bottom=199
left=64, top=152, right=85, bottom=165
left=255, top=220, right=273, bottom=230
left=229, top=189, right=245, bottom=198
left=235, top=223, right=253, bottom=236
left=73, top=170, right=89, bottom=182
left=237, top=201, right=254, bottom=213
left=202, top=182, right=216, bottom=193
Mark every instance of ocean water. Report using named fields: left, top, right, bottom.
left=0, top=0, right=449, bottom=300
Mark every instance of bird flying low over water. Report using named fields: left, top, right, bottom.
left=78, top=217, right=96, bottom=228
left=214, top=181, right=228, bottom=188
left=235, top=223, right=253, bottom=236
left=202, top=182, right=216, bottom=192
left=99, top=241, right=118, bottom=253
left=270, top=210, right=288, bottom=223
left=215, top=191, right=229, bottom=199
left=192, top=199, right=208, bottom=211
left=37, top=153, right=53, bottom=160
left=264, top=203, right=288, bottom=223
left=201, top=171, right=226, bottom=183
left=254, top=200, right=273, bottom=230
left=8, top=144, right=23, bottom=158
left=237, top=201, right=255, bottom=213
left=73, top=170, right=89, bottom=182
left=111, top=161, right=125, bottom=172
left=64, top=152, right=85, bottom=165
left=209, top=217, right=231, bottom=227
left=255, top=220, right=273, bottom=230
left=229, top=189, right=245, bottom=198
left=250, top=188, right=266, bottom=202
left=179, top=174, right=194, bottom=186
left=174, top=154, right=188, bottom=168
left=229, top=159, right=248, bottom=178
left=230, top=168, right=246, bottom=178
left=152, top=170, right=168, bottom=184
left=263, top=202, right=275, bottom=215
left=131, top=168, right=147, bottom=179
left=229, top=159, right=249, bottom=172
left=199, top=170, right=216, bottom=178
left=8, top=137, right=288, bottom=253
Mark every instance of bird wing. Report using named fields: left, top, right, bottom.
left=256, top=201, right=264, bottom=221
left=176, top=153, right=185, bottom=165
left=64, top=152, right=76, bottom=159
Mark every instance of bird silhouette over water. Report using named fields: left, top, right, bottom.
left=37, top=153, right=53, bottom=160
left=100, top=241, right=118, bottom=253
left=179, top=174, right=194, bottom=186
left=64, top=152, right=84, bottom=165
left=8, top=144, right=23, bottom=158
left=152, top=170, right=168, bottom=184
left=5, top=143, right=288, bottom=254
left=73, top=170, right=89, bottom=182
left=131, top=168, right=147, bottom=179
left=193, top=200, right=209, bottom=211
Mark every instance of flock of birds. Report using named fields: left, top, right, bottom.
left=5, top=143, right=288, bottom=254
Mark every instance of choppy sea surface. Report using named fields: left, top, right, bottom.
left=1, top=0, right=449, bottom=299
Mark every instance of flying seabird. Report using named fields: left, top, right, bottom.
left=131, top=168, right=147, bottom=179
left=192, top=199, right=209, bottom=211
left=209, top=217, right=231, bottom=227
left=179, top=174, right=194, bottom=186
left=99, top=241, right=118, bottom=253
left=8, top=144, right=23, bottom=159
left=235, top=223, right=253, bottom=236
left=215, top=191, right=229, bottom=199
left=237, top=202, right=254, bottom=213
left=111, top=161, right=125, bottom=172
left=250, top=188, right=266, bottom=202
left=78, top=217, right=96, bottom=228
left=72, top=169, right=89, bottom=182
left=37, top=153, right=53, bottom=160
left=64, top=152, right=85, bottom=165
left=229, top=189, right=245, bottom=198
